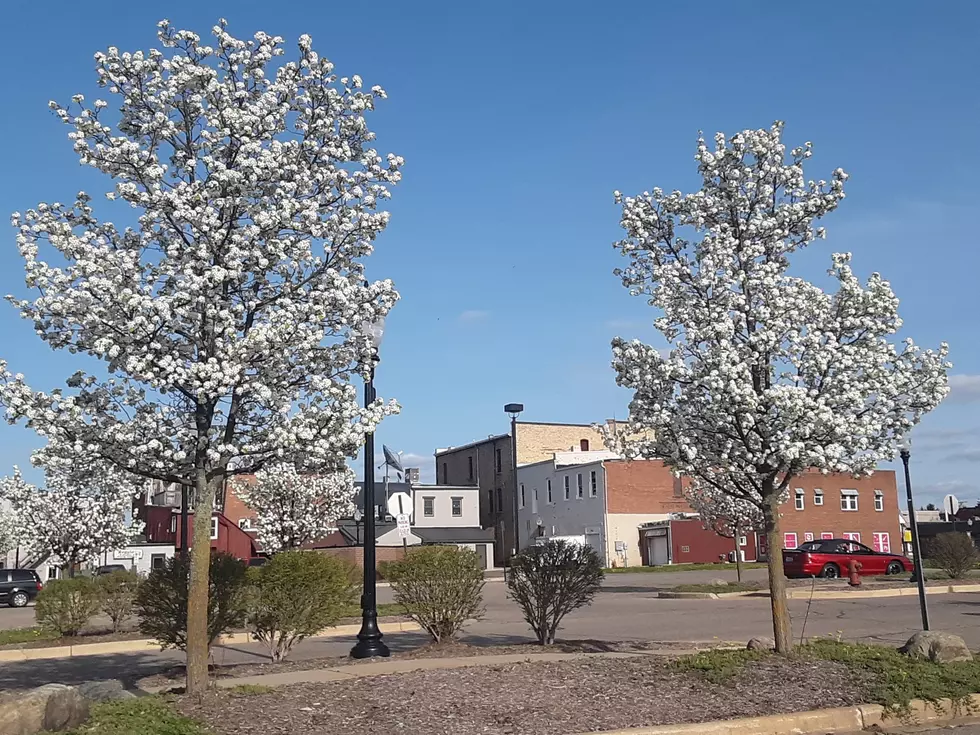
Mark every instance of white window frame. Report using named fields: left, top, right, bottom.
left=841, top=490, right=859, bottom=512
left=794, top=489, right=805, bottom=511
left=423, top=496, right=435, bottom=517
left=738, top=535, right=747, bottom=547
left=873, top=532, right=891, bottom=553
left=238, top=518, right=252, bottom=531
left=813, top=489, right=824, bottom=506
left=874, top=490, right=884, bottom=512
left=563, top=476, right=570, bottom=501
left=843, top=532, right=861, bottom=542
left=804, top=532, right=814, bottom=542
left=210, top=516, right=219, bottom=540
left=590, top=470, right=598, bottom=497
left=547, top=479, right=553, bottom=504
left=451, top=496, right=463, bottom=517
left=531, top=489, right=538, bottom=514
left=520, top=484, right=525, bottom=509
left=576, top=473, right=584, bottom=499
left=784, top=532, right=798, bottom=549
left=820, top=532, right=834, bottom=540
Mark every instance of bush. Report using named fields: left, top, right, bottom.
left=383, top=546, right=485, bottom=643
left=34, top=577, right=101, bottom=637
left=929, top=532, right=980, bottom=579
left=134, top=552, right=248, bottom=650
left=96, top=570, right=141, bottom=633
left=506, top=540, right=604, bottom=645
left=247, top=551, right=358, bottom=661
left=59, top=697, right=211, bottom=735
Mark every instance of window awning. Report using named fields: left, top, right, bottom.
left=794, top=488, right=805, bottom=495
left=814, top=489, right=824, bottom=495
left=874, top=490, right=884, bottom=496
left=840, top=489, right=859, bottom=496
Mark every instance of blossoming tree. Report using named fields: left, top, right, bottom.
left=686, top=482, right=762, bottom=583
left=1, top=465, right=143, bottom=575
left=236, top=463, right=355, bottom=552
left=0, top=20, right=401, bottom=692
left=605, top=122, right=949, bottom=652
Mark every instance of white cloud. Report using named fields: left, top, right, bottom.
left=918, top=479, right=979, bottom=507
left=457, top=310, right=490, bottom=323
left=948, top=374, right=980, bottom=404
left=945, top=446, right=980, bottom=464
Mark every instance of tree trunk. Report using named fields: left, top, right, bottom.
left=733, top=527, right=743, bottom=583
left=762, top=484, right=792, bottom=653
left=185, top=468, right=214, bottom=696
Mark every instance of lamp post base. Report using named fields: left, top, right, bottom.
left=350, top=610, right=391, bottom=659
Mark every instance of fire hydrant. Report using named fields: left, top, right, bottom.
left=847, top=559, right=863, bottom=587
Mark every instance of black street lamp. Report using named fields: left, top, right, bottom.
left=900, top=440, right=930, bottom=632
left=504, top=403, right=524, bottom=559
left=351, top=318, right=391, bottom=660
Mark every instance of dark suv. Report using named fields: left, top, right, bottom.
left=0, top=569, right=43, bottom=607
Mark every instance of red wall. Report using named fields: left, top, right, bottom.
left=174, top=513, right=258, bottom=560
left=638, top=519, right=759, bottom=565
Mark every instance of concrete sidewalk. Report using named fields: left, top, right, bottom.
left=139, top=649, right=693, bottom=693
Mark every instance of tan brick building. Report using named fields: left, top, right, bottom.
left=435, top=421, right=615, bottom=563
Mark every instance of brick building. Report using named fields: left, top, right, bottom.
left=435, top=420, right=617, bottom=563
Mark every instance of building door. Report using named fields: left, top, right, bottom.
left=476, top=544, right=490, bottom=570
left=584, top=529, right=604, bottom=565
left=648, top=535, right=669, bottom=565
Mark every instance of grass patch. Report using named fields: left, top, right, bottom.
left=801, top=639, right=980, bottom=714
left=0, top=627, right=58, bottom=646
left=53, top=697, right=211, bottom=735
left=671, top=582, right=763, bottom=593
left=228, top=684, right=275, bottom=696
left=605, top=563, right=767, bottom=574
left=672, top=648, right=767, bottom=683
left=337, top=602, right=406, bottom=619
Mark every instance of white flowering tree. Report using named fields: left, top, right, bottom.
left=686, top=482, right=762, bottom=583
left=1, top=465, right=143, bottom=576
left=236, top=463, right=355, bottom=552
left=0, top=21, right=401, bottom=692
left=605, top=122, right=949, bottom=652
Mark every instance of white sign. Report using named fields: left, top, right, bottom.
left=396, top=513, right=411, bottom=538
left=387, top=491, right=412, bottom=518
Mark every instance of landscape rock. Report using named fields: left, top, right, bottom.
left=899, top=631, right=973, bottom=663
left=76, top=680, right=137, bottom=703
left=0, top=683, right=90, bottom=735
left=746, top=637, right=775, bottom=651
left=707, top=578, right=730, bottom=587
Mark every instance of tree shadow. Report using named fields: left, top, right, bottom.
left=0, top=651, right=177, bottom=691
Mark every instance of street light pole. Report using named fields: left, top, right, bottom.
left=351, top=320, right=391, bottom=660
left=504, top=403, right=524, bottom=560
left=901, top=444, right=930, bottom=632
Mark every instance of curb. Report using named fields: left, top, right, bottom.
left=657, top=591, right=758, bottom=600
left=658, top=583, right=980, bottom=601
left=572, top=694, right=980, bottom=734
left=0, top=621, right=421, bottom=662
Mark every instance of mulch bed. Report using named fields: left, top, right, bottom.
left=141, top=639, right=732, bottom=689
left=177, top=655, right=872, bottom=735
left=0, top=629, right=147, bottom=651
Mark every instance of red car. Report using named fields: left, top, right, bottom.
left=783, top=538, right=913, bottom=579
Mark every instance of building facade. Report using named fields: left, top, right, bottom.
left=435, top=421, right=615, bottom=563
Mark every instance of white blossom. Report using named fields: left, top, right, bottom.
left=1, top=464, right=143, bottom=571
left=236, top=463, right=355, bottom=552
left=604, top=122, right=949, bottom=648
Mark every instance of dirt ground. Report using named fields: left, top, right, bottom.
left=177, top=655, right=872, bottom=735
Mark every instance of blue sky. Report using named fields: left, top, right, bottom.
left=0, top=2, right=977, bottom=507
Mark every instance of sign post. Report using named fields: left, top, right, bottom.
left=388, top=492, right=413, bottom=557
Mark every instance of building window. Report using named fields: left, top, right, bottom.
left=451, top=497, right=463, bottom=517
left=814, top=489, right=824, bottom=506
left=590, top=470, right=597, bottom=497
left=547, top=479, right=553, bottom=504
left=532, top=489, right=538, bottom=514
left=738, top=535, right=747, bottom=547
left=496, top=487, right=503, bottom=513
left=843, top=532, right=861, bottom=542
left=794, top=489, right=804, bottom=511
left=520, top=484, right=526, bottom=509
left=820, top=532, right=833, bottom=540
left=576, top=473, right=584, bottom=499
left=170, top=515, right=178, bottom=533
left=150, top=554, right=167, bottom=570
left=238, top=518, right=252, bottom=531
left=841, top=490, right=858, bottom=511
left=874, top=490, right=884, bottom=512
left=441, top=463, right=448, bottom=484
left=580, top=439, right=590, bottom=451
left=48, top=567, right=59, bottom=580
left=563, top=476, right=570, bottom=500
left=873, top=532, right=891, bottom=553
left=467, top=456, right=474, bottom=482
left=803, top=532, right=814, bottom=542
left=783, top=532, right=798, bottom=549
left=210, top=517, right=219, bottom=540
left=495, top=448, right=502, bottom=473
left=423, top=497, right=435, bottom=517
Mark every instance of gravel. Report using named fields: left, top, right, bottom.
left=177, top=655, right=871, bottom=735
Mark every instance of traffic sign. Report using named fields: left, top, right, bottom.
left=387, top=491, right=412, bottom=518
left=396, top=513, right=411, bottom=538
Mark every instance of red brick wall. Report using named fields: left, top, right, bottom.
left=775, top=469, right=901, bottom=553
left=315, top=546, right=406, bottom=572
left=174, top=513, right=258, bottom=560
left=222, top=475, right=258, bottom=528
left=665, top=519, right=759, bottom=564
left=604, top=460, right=694, bottom=514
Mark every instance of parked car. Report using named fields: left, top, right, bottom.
left=783, top=539, right=913, bottom=579
left=246, top=557, right=268, bottom=568
left=94, top=564, right=128, bottom=576
left=0, top=569, right=43, bottom=607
